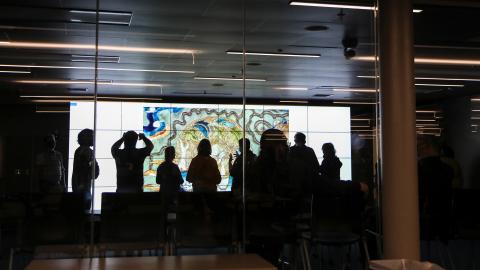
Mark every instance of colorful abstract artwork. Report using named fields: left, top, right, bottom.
left=143, top=107, right=289, bottom=191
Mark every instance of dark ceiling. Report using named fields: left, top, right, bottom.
left=0, top=0, right=480, bottom=105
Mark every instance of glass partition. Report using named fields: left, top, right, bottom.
left=413, top=4, right=480, bottom=268
left=0, top=0, right=98, bottom=267
left=243, top=1, right=380, bottom=268
left=0, top=0, right=389, bottom=269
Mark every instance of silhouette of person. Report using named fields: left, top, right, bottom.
left=111, top=131, right=154, bottom=193
left=187, top=139, right=221, bottom=192
left=253, top=129, right=291, bottom=196
left=35, top=134, right=66, bottom=193
left=156, top=146, right=184, bottom=206
left=319, top=142, right=343, bottom=181
left=229, top=138, right=257, bottom=194
left=288, top=132, right=320, bottom=195
left=417, top=135, right=453, bottom=243
left=440, top=145, right=463, bottom=189
left=72, top=129, right=99, bottom=210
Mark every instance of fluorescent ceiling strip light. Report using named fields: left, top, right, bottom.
left=416, top=110, right=439, bottom=113
left=472, top=99, right=480, bottom=102
left=69, top=10, right=132, bottom=16
left=36, top=110, right=69, bottom=113
left=31, top=99, right=74, bottom=103
left=333, top=88, right=377, bottom=93
left=417, top=127, right=442, bottom=130
left=226, top=50, right=320, bottom=58
left=352, top=130, right=374, bottom=132
left=0, top=64, right=193, bottom=74
left=415, top=83, right=464, bottom=87
left=334, top=101, right=376, bottom=105
left=21, top=95, right=92, bottom=99
left=472, top=110, right=480, bottom=112
left=194, top=77, right=266, bottom=82
left=111, top=82, right=162, bottom=87
left=360, top=75, right=480, bottom=82
left=416, top=77, right=480, bottom=82
left=416, top=123, right=439, bottom=127
left=15, top=80, right=164, bottom=87
left=279, top=100, right=309, bottom=104
left=25, top=96, right=162, bottom=101
left=354, top=56, right=480, bottom=66
left=98, top=97, right=163, bottom=101
left=472, top=117, right=480, bottom=120
left=416, top=119, right=436, bottom=122
left=0, top=70, right=30, bottom=74
left=274, top=87, right=309, bottom=91
left=289, top=1, right=422, bottom=12
left=357, top=75, right=379, bottom=79
left=0, top=41, right=195, bottom=54
left=351, top=118, right=371, bottom=121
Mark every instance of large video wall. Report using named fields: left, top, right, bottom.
left=68, top=102, right=351, bottom=210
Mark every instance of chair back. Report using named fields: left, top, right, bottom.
left=175, top=192, right=235, bottom=247
left=100, top=192, right=165, bottom=244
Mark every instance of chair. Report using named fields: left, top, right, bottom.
left=172, top=192, right=237, bottom=254
left=245, top=196, right=310, bottom=270
left=9, top=193, right=87, bottom=270
left=305, top=192, right=369, bottom=270
left=98, top=192, right=166, bottom=256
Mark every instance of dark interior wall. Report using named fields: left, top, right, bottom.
left=443, top=97, right=480, bottom=189
left=0, top=104, right=69, bottom=193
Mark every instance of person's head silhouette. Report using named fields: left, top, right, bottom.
left=260, top=129, right=288, bottom=162
left=123, top=130, right=138, bottom=149
left=294, top=132, right=306, bottom=146
left=165, top=146, right=175, bottom=162
left=322, top=143, right=336, bottom=158
left=77, top=129, right=94, bottom=147
left=197, top=139, right=212, bottom=156
left=238, top=138, right=251, bottom=153
left=44, top=134, right=56, bottom=151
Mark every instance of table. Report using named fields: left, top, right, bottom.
left=26, top=254, right=276, bottom=270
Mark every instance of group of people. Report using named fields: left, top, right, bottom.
left=35, top=128, right=347, bottom=208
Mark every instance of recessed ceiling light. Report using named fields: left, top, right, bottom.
left=304, top=25, right=329, bottom=31
left=274, top=87, right=309, bottom=91
left=194, top=76, right=266, bottom=82
left=289, top=1, right=422, bottom=13
left=415, top=83, right=464, bottom=87
left=0, top=64, right=193, bottom=74
left=0, top=41, right=196, bottom=54
left=226, top=50, right=320, bottom=58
